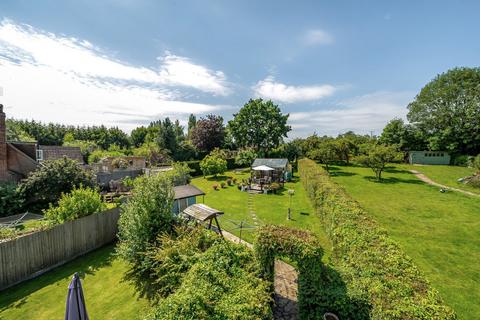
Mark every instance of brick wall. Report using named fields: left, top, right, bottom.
left=0, top=104, right=8, bottom=181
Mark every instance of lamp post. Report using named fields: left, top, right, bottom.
left=287, top=189, right=295, bottom=220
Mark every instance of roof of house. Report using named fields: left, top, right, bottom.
left=182, top=203, right=223, bottom=222
left=251, top=158, right=288, bottom=169
left=38, top=145, right=84, bottom=163
left=173, top=184, right=205, bottom=200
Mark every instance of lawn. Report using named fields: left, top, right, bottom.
left=0, top=244, right=148, bottom=320
left=401, top=164, right=480, bottom=195
left=191, top=169, right=331, bottom=251
left=329, top=164, right=480, bottom=319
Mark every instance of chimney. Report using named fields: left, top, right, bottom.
left=0, top=104, right=8, bottom=180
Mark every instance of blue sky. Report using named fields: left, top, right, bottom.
left=0, top=1, right=479, bottom=137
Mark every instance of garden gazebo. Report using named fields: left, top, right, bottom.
left=251, top=158, right=291, bottom=184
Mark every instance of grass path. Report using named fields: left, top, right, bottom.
left=401, top=164, right=479, bottom=195
left=0, top=244, right=149, bottom=320
left=330, top=165, right=480, bottom=319
left=409, top=169, right=480, bottom=197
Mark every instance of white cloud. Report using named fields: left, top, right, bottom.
left=0, top=20, right=230, bottom=131
left=253, top=76, right=336, bottom=103
left=158, top=54, right=230, bottom=96
left=303, top=29, right=333, bottom=46
left=288, top=91, right=414, bottom=138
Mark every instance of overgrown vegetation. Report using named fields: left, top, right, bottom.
left=17, top=157, right=95, bottom=210
left=0, top=182, right=24, bottom=217
left=145, top=228, right=271, bottom=320
left=43, top=187, right=106, bottom=223
left=298, top=159, right=456, bottom=319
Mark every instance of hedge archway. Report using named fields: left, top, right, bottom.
left=254, top=225, right=324, bottom=319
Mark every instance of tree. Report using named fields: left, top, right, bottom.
left=307, top=141, right=338, bottom=173
left=6, top=119, right=36, bottom=142
left=407, top=67, right=480, bottom=154
left=356, top=144, right=402, bottom=181
left=187, top=114, right=197, bottom=138
left=133, top=141, right=172, bottom=166
left=18, top=157, right=95, bottom=209
left=131, top=126, right=148, bottom=148
left=174, top=119, right=185, bottom=143
left=335, top=137, right=355, bottom=164
left=235, top=149, right=257, bottom=167
left=379, top=118, right=427, bottom=151
left=200, top=153, right=227, bottom=178
left=228, top=99, right=291, bottom=155
left=190, top=114, right=225, bottom=152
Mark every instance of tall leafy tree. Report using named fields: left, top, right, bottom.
left=190, top=114, right=225, bottom=152
left=187, top=114, right=197, bottom=138
left=131, top=126, right=148, bottom=148
left=228, top=99, right=291, bottom=155
left=407, top=67, right=480, bottom=154
left=380, top=118, right=426, bottom=151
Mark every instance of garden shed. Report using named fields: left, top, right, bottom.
left=251, top=158, right=292, bottom=183
left=172, top=184, right=205, bottom=214
left=408, top=151, right=451, bottom=165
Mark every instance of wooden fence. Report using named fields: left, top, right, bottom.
left=0, top=208, right=120, bottom=291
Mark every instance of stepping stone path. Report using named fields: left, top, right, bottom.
left=247, top=192, right=260, bottom=226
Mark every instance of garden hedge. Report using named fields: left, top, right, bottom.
left=298, top=159, right=456, bottom=320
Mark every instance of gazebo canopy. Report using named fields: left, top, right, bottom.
left=252, top=165, right=274, bottom=171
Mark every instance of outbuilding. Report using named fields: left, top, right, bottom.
left=251, top=158, right=292, bottom=183
left=172, top=184, right=205, bottom=214
left=408, top=151, right=451, bottom=165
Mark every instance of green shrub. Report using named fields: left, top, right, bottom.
left=200, top=153, right=227, bottom=177
left=473, top=154, right=480, bottom=173
left=116, top=173, right=175, bottom=299
left=117, top=173, right=175, bottom=268
left=43, top=187, right=106, bottom=223
left=146, top=239, right=271, bottom=320
left=452, top=154, right=472, bottom=167
left=184, top=160, right=202, bottom=176
left=18, top=157, right=95, bottom=210
left=298, top=159, right=456, bottom=319
left=144, top=226, right=220, bottom=299
left=0, top=182, right=24, bottom=217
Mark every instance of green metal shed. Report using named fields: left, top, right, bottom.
left=408, top=151, right=450, bottom=165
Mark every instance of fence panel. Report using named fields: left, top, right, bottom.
left=0, top=208, right=120, bottom=291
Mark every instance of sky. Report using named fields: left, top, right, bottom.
left=0, top=1, right=479, bottom=138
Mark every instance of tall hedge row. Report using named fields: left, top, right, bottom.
left=298, top=159, right=456, bottom=320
